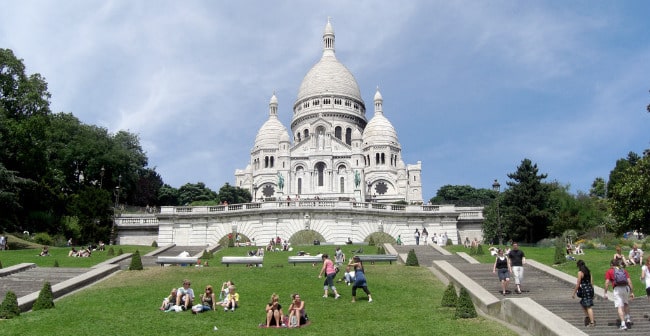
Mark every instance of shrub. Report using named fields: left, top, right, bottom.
left=554, top=237, right=565, bottom=265
left=0, top=291, right=20, bottom=319
left=118, top=248, right=123, bottom=255
left=469, top=246, right=477, bottom=255
left=405, top=249, right=419, bottom=266
left=201, top=249, right=213, bottom=259
left=446, top=238, right=453, bottom=246
left=53, top=259, right=59, bottom=267
left=228, top=236, right=235, bottom=247
left=129, top=250, right=143, bottom=270
left=368, top=237, right=375, bottom=246
left=107, top=247, right=115, bottom=256
left=32, top=282, right=55, bottom=311
left=151, top=241, right=158, bottom=247
left=454, top=287, right=477, bottom=318
left=0, top=260, right=3, bottom=269
left=33, top=232, right=53, bottom=246
left=441, top=282, right=458, bottom=307
left=476, top=244, right=485, bottom=255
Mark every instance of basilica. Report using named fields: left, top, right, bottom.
left=235, top=19, right=423, bottom=204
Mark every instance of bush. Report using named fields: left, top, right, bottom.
left=32, top=282, right=55, bottom=311
left=441, top=282, right=458, bottom=307
left=33, top=232, right=53, bottom=246
left=129, top=250, right=143, bottom=270
left=107, top=247, right=115, bottom=256
left=0, top=291, right=20, bottom=319
left=554, top=238, right=566, bottom=265
left=446, top=238, right=453, bottom=246
left=368, top=237, right=375, bottom=246
left=53, top=259, right=59, bottom=267
left=151, top=241, right=158, bottom=247
left=200, top=249, right=213, bottom=259
left=118, top=248, right=123, bottom=255
left=454, top=287, right=477, bottom=318
left=0, top=260, right=3, bottom=269
left=469, top=246, right=477, bottom=255
left=405, top=249, right=419, bottom=266
left=476, top=244, right=485, bottom=255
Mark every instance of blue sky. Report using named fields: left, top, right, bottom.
left=1, top=1, right=648, bottom=198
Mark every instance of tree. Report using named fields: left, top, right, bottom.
left=609, top=152, right=650, bottom=235
left=32, top=282, right=55, bottom=310
left=501, top=159, right=553, bottom=243
left=589, top=177, right=606, bottom=198
left=178, top=182, right=218, bottom=205
left=607, top=152, right=640, bottom=199
left=158, top=184, right=180, bottom=206
left=217, top=182, right=252, bottom=204
left=430, top=185, right=495, bottom=206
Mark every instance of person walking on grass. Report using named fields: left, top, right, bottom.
left=604, top=259, right=634, bottom=330
left=318, top=254, right=340, bottom=299
left=507, top=242, right=526, bottom=294
left=348, top=256, right=372, bottom=303
left=572, top=260, right=595, bottom=327
left=641, top=256, right=650, bottom=303
left=492, top=248, right=511, bottom=296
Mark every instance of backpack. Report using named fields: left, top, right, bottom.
left=614, top=267, right=628, bottom=286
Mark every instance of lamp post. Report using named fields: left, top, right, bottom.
left=492, top=179, right=502, bottom=246
left=252, top=183, right=258, bottom=202
left=100, top=166, right=105, bottom=188
left=110, top=174, right=122, bottom=245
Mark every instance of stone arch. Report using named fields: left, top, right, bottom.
left=288, top=229, right=325, bottom=245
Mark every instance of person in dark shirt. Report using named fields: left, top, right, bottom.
left=507, top=242, right=526, bottom=294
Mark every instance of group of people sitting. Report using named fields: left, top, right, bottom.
left=264, top=293, right=307, bottom=328
left=614, top=244, right=644, bottom=267
left=159, top=279, right=240, bottom=313
left=68, top=247, right=92, bottom=257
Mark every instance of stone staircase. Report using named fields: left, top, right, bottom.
left=394, top=244, right=650, bottom=336
left=0, top=266, right=88, bottom=300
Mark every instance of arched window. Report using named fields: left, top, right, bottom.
left=297, top=133, right=301, bottom=142
left=375, top=153, right=380, bottom=165
left=335, top=126, right=342, bottom=140
left=345, top=128, right=352, bottom=145
left=381, top=153, right=385, bottom=164
left=316, top=162, right=325, bottom=187
left=270, top=156, right=274, bottom=168
left=298, top=178, right=302, bottom=194
left=265, top=156, right=269, bottom=168
left=340, top=177, right=345, bottom=193
left=304, top=129, right=309, bottom=138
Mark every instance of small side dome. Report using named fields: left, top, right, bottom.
left=254, top=93, right=290, bottom=149
left=352, top=128, right=362, bottom=140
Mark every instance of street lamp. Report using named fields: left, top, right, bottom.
left=492, top=179, right=502, bottom=246
left=100, top=166, right=105, bottom=188
left=110, top=174, right=122, bottom=245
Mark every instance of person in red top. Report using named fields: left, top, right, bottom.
left=604, top=259, right=634, bottom=330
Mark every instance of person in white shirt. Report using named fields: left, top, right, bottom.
left=641, top=256, right=650, bottom=302
left=628, top=244, right=643, bottom=265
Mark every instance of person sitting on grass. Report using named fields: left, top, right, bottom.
left=160, top=288, right=177, bottom=311
left=68, top=247, right=78, bottom=257
left=223, top=285, right=239, bottom=312
left=265, top=293, right=284, bottom=328
left=39, top=245, right=50, bottom=256
left=192, top=285, right=216, bottom=313
left=288, top=293, right=306, bottom=328
left=344, top=266, right=355, bottom=286
left=176, top=279, right=194, bottom=311
left=628, top=244, right=644, bottom=266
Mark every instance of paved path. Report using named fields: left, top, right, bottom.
left=393, top=244, right=650, bottom=336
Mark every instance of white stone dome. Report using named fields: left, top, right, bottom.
left=363, top=113, right=399, bottom=146
left=254, top=94, right=290, bottom=149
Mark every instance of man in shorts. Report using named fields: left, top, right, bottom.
left=507, top=242, right=526, bottom=294
left=604, top=259, right=634, bottom=330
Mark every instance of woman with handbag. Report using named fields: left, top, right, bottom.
left=572, top=260, right=595, bottom=327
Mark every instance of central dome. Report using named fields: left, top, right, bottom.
left=296, top=19, right=362, bottom=104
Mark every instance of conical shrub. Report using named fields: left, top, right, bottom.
left=151, top=240, right=158, bottom=247
left=0, top=260, right=3, bottom=269
left=200, top=249, right=213, bottom=260
left=405, top=249, right=419, bottom=266
left=454, top=287, right=477, bottom=319
left=118, top=248, right=123, bottom=255
left=554, top=238, right=565, bottom=264
left=53, top=259, right=59, bottom=267
left=107, top=247, right=115, bottom=256
left=0, top=291, right=20, bottom=319
left=476, top=244, right=485, bottom=255
left=469, top=245, right=477, bottom=255
left=446, top=238, right=453, bottom=246
left=129, top=250, right=143, bottom=270
left=441, top=282, right=458, bottom=307
left=32, top=282, right=55, bottom=310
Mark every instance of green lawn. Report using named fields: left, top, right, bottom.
left=446, top=245, right=647, bottom=297
left=0, top=246, right=517, bottom=336
left=0, top=245, right=156, bottom=268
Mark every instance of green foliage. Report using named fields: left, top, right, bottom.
left=0, top=291, right=20, bottom=319
left=33, top=232, right=53, bottom=245
left=118, top=248, right=123, bottom=255
left=216, top=182, right=252, bottom=204
left=476, top=244, right=484, bottom=255
left=469, top=245, right=477, bottom=255
left=178, top=182, right=218, bottom=205
left=441, top=282, right=458, bottom=307
left=376, top=246, right=386, bottom=254
left=107, top=247, right=115, bottom=256
left=405, top=249, right=419, bottom=266
left=60, top=216, right=81, bottom=244
left=609, top=152, right=650, bottom=235
left=500, top=158, right=553, bottom=243
left=151, top=241, right=158, bottom=247
left=32, top=282, right=55, bottom=310
left=53, top=259, right=59, bottom=267
left=553, top=238, right=566, bottom=265
left=366, top=232, right=397, bottom=245
left=368, top=236, right=375, bottom=246
left=455, top=287, right=477, bottom=319
left=446, top=238, right=453, bottom=246
left=0, top=260, right=3, bottom=268
left=228, top=236, right=235, bottom=247
left=128, top=250, right=143, bottom=270
left=200, top=249, right=213, bottom=259
left=430, top=184, right=496, bottom=206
